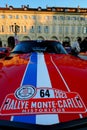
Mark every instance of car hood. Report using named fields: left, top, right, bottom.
left=0, top=52, right=87, bottom=126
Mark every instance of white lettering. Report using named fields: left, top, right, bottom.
left=31, top=101, right=56, bottom=108
left=3, top=98, right=11, bottom=110
left=3, top=98, right=29, bottom=110
left=54, top=90, right=67, bottom=98
left=66, top=99, right=75, bottom=108
left=57, top=97, right=84, bottom=108
left=75, top=96, right=83, bottom=108
left=63, top=100, right=68, bottom=108
left=57, top=100, right=63, bottom=108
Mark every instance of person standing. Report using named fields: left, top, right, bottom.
left=80, top=37, right=87, bottom=52
left=62, top=41, right=71, bottom=54
left=71, top=37, right=81, bottom=55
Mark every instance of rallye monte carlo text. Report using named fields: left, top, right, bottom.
left=0, top=40, right=87, bottom=130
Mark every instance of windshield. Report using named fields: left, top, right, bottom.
left=11, top=40, right=67, bottom=54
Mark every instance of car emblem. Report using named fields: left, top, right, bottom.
left=15, top=85, right=36, bottom=100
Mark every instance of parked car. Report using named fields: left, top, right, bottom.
left=0, top=47, right=10, bottom=58
left=0, top=40, right=87, bottom=130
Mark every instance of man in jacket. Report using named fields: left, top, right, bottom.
left=71, top=37, right=81, bottom=55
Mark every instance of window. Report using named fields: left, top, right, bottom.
left=44, top=26, right=49, bottom=33
left=71, top=17, right=76, bottom=20
left=59, top=26, right=63, bottom=34
left=83, top=27, right=87, bottom=34
left=71, top=26, right=75, bottom=34
left=80, top=17, right=85, bottom=21
left=30, top=26, right=35, bottom=33
left=53, top=16, right=57, bottom=20
left=24, top=15, right=27, bottom=19
left=15, top=15, right=19, bottom=19
left=37, top=26, right=42, bottom=33
left=0, top=15, right=5, bottom=19
left=60, top=16, right=65, bottom=20
left=8, top=15, right=13, bottom=19
left=52, top=7, right=56, bottom=11
left=32, top=15, right=36, bottom=20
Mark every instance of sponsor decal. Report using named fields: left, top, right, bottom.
left=0, top=86, right=86, bottom=115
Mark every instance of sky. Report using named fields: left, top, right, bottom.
left=0, top=0, right=87, bottom=8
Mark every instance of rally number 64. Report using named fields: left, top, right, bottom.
left=40, top=89, right=50, bottom=97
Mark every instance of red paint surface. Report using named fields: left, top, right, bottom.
left=0, top=53, right=87, bottom=124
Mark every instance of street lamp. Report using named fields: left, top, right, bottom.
left=12, top=23, right=20, bottom=36
left=11, top=23, right=20, bottom=45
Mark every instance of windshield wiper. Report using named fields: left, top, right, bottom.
left=11, top=51, right=26, bottom=54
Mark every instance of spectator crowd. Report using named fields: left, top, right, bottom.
left=63, top=37, right=87, bottom=55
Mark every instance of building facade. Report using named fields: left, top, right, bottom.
left=0, top=5, right=87, bottom=48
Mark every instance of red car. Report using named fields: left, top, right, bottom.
left=0, top=40, right=87, bottom=129
left=0, top=47, right=10, bottom=58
